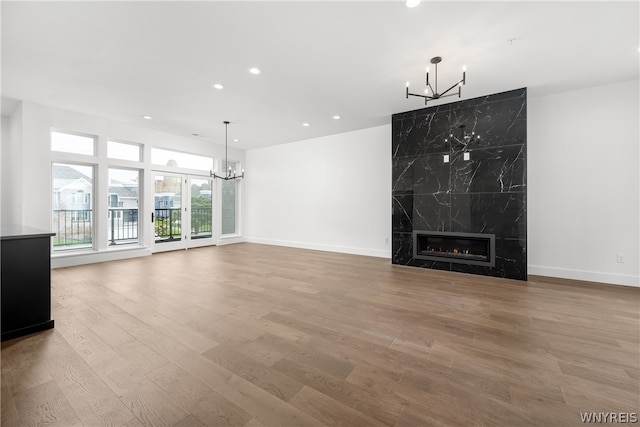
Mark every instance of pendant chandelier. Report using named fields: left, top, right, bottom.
left=211, top=120, right=244, bottom=180
left=406, top=56, right=466, bottom=105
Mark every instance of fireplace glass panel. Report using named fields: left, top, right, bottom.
left=413, top=231, right=495, bottom=267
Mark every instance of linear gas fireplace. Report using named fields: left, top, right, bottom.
left=413, top=231, right=495, bottom=267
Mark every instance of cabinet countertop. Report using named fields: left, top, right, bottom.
left=1, top=225, right=56, bottom=240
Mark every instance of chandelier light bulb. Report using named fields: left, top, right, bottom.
left=406, top=81, right=410, bottom=87
left=463, top=65, right=467, bottom=72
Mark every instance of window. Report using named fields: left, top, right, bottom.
left=151, top=148, right=213, bottom=171
left=72, top=191, right=89, bottom=205
left=221, top=161, right=238, bottom=235
left=108, top=168, right=140, bottom=246
left=52, top=163, right=94, bottom=251
left=108, top=141, right=141, bottom=162
left=51, top=131, right=95, bottom=156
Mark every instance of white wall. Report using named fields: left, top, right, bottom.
left=1, top=107, right=22, bottom=226
left=1, top=100, right=246, bottom=267
left=245, top=125, right=392, bottom=258
left=528, top=79, right=639, bottom=287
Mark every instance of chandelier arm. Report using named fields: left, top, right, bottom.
left=211, top=170, right=245, bottom=180
left=406, top=91, right=432, bottom=100
left=426, top=81, right=435, bottom=96
left=438, top=80, right=464, bottom=98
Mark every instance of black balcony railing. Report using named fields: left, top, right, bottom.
left=53, top=207, right=212, bottom=248
left=109, top=208, right=139, bottom=245
left=190, top=207, right=212, bottom=239
left=52, top=209, right=93, bottom=250
left=154, top=208, right=182, bottom=242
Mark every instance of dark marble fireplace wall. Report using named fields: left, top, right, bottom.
left=392, top=88, right=527, bottom=280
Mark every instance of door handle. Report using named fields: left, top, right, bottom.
left=151, top=212, right=154, bottom=222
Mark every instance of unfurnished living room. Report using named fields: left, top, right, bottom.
left=1, top=1, right=639, bottom=426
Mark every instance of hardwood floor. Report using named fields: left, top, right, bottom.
left=2, top=243, right=638, bottom=426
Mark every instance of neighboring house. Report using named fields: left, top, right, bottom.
left=52, top=165, right=92, bottom=220
left=108, top=182, right=139, bottom=222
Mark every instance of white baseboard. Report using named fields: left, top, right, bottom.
left=245, top=237, right=391, bottom=259
left=52, top=246, right=152, bottom=268
left=528, top=265, right=639, bottom=287
left=217, top=235, right=246, bottom=246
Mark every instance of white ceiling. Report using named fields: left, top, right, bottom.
left=2, top=1, right=638, bottom=150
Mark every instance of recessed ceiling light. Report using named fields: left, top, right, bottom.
left=142, top=115, right=152, bottom=120
left=302, top=123, right=310, bottom=127
left=233, top=138, right=239, bottom=142
left=249, top=67, right=261, bottom=75
left=406, top=0, right=420, bottom=8
left=332, top=115, right=341, bottom=120
left=213, top=83, right=224, bottom=90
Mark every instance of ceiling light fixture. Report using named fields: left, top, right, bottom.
left=249, top=67, right=261, bottom=75
left=142, top=115, right=152, bottom=120
left=332, top=115, right=341, bottom=120
left=213, top=83, right=224, bottom=90
left=406, top=56, right=466, bottom=105
left=406, top=0, right=421, bottom=8
left=302, top=123, right=310, bottom=127
left=210, top=121, right=244, bottom=181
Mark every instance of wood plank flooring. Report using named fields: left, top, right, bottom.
left=2, top=243, right=639, bottom=426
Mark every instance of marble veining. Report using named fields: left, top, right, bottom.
left=391, top=88, right=527, bottom=280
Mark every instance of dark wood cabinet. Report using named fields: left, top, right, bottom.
left=1, top=226, right=55, bottom=341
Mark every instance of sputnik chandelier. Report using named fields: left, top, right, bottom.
left=211, top=121, right=244, bottom=181
left=406, top=56, right=466, bottom=105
